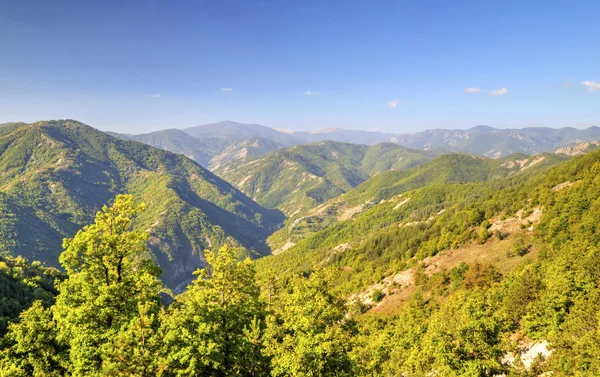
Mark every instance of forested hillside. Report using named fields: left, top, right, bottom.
left=267, top=152, right=567, bottom=252
left=3, top=146, right=600, bottom=375
left=0, top=255, right=63, bottom=335
left=215, top=141, right=433, bottom=216
left=0, top=120, right=283, bottom=289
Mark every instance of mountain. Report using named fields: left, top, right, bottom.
left=108, top=121, right=600, bottom=170
left=265, top=152, right=568, bottom=253
left=208, top=136, right=284, bottom=171
left=183, top=120, right=301, bottom=146
left=0, top=120, right=283, bottom=290
left=292, top=127, right=397, bottom=145
left=392, top=125, right=600, bottom=158
left=555, top=140, right=600, bottom=156
left=214, top=141, right=434, bottom=217
left=109, top=128, right=224, bottom=167
left=255, top=150, right=572, bottom=294
left=110, top=123, right=285, bottom=170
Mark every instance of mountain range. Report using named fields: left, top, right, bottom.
left=4, top=119, right=598, bottom=290
left=110, top=121, right=600, bottom=170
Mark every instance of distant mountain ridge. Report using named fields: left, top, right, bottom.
left=392, top=125, right=600, bottom=158
left=109, top=121, right=600, bottom=169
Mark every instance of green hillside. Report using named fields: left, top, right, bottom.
left=0, top=120, right=283, bottom=289
left=2, top=146, right=600, bottom=376
left=256, top=152, right=569, bottom=292
left=267, top=152, right=567, bottom=252
left=214, top=141, right=433, bottom=217
left=0, top=255, right=63, bottom=335
left=346, top=146, right=600, bottom=375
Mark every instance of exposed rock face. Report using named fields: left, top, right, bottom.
left=555, top=141, right=600, bottom=156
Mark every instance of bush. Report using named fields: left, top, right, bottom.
left=371, top=289, right=385, bottom=302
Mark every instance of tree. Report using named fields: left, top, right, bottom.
left=263, top=270, right=355, bottom=377
left=415, top=291, right=505, bottom=377
left=158, top=245, right=268, bottom=376
left=102, top=302, right=161, bottom=377
left=477, top=220, right=490, bottom=244
left=0, top=301, right=68, bottom=377
left=52, top=194, right=163, bottom=376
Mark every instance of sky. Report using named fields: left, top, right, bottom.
left=0, top=0, right=599, bottom=134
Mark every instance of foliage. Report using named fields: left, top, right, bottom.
left=0, top=255, right=62, bottom=335
left=158, top=245, right=268, bottom=376
left=263, top=271, right=355, bottom=376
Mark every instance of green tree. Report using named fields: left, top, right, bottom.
left=0, top=301, right=68, bottom=377
left=53, top=194, right=163, bottom=376
left=158, top=245, right=268, bottom=376
left=414, top=291, right=505, bottom=377
left=102, top=302, right=161, bottom=376
left=263, top=270, right=355, bottom=377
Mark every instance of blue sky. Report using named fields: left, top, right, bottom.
left=1, top=0, right=599, bottom=134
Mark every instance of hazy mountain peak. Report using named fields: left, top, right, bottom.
left=468, top=125, right=497, bottom=132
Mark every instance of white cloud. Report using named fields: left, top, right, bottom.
left=582, top=81, right=600, bottom=93
left=489, top=87, right=509, bottom=96
left=465, top=87, right=481, bottom=94
left=304, top=90, right=319, bottom=96
left=151, top=93, right=161, bottom=98
left=388, top=100, right=399, bottom=109
left=220, top=88, right=234, bottom=92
